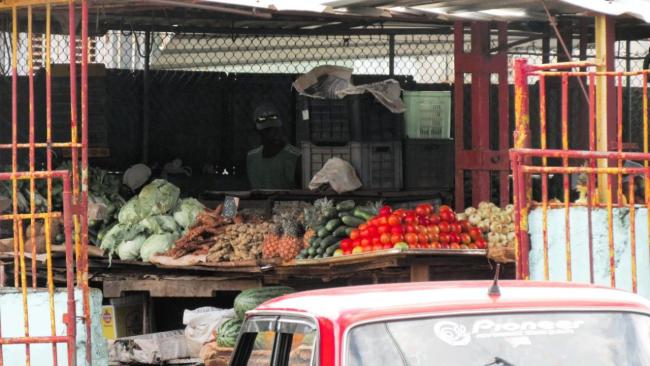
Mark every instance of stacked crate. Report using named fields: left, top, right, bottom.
left=297, top=93, right=404, bottom=190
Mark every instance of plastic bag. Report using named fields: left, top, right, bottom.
left=183, top=307, right=235, bottom=357
left=308, top=157, right=362, bottom=194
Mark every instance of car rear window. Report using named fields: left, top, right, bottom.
left=347, top=312, right=650, bottom=366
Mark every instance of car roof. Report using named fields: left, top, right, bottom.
left=254, top=281, right=650, bottom=328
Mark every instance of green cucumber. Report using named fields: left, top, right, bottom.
left=307, top=247, right=316, bottom=256
left=314, top=254, right=323, bottom=259
left=325, top=218, right=342, bottom=232
left=336, top=200, right=356, bottom=212
left=353, top=208, right=374, bottom=221
left=338, top=210, right=353, bottom=218
left=341, top=215, right=365, bottom=227
left=308, top=236, right=317, bottom=245
left=333, top=226, right=349, bottom=237
left=320, top=235, right=338, bottom=249
left=345, top=227, right=354, bottom=236
left=296, top=254, right=305, bottom=260
left=299, top=248, right=307, bottom=257
left=325, top=242, right=340, bottom=256
left=317, top=227, right=331, bottom=238
left=310, top=238, right=321, bottom=248
left=316, top=247, right=324, bottom=255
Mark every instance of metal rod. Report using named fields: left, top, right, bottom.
left=626, top=39, right=632, bottom=143
left=628, top=177, right=637, bottom=293
left=606, top=173, right=615, bottom=288
left=541, top=172, right=549, bottom=280
left=17, top=222, right=31, bottom=365
left=588, top=73, right=596, bottom=283
left=142, top=30, right=151, bottom=164
left=561, top=73, right=571, bottom=281
left=617, top=73, right=623, bottom=206
left=61, top=175, right=76, bottom=366
left=388, top=34, right=395, bottom=77
left=11, top=5, right=19, bottom=288
left=28, top=5, right=37, bottom=290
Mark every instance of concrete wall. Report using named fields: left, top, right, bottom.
left=529, top=207, right=650, bottom=299
left=0, top=287, right=108, bottom=366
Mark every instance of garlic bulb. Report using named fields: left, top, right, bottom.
left=468, top=213, right=481, bottom=225
left=464, top=207, right=477, bottom=216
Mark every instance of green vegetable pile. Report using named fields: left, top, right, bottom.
left=100, top=179, right=205, bottom=263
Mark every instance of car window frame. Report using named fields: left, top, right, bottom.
left=342, top=309, right=650, bottom=366
left=231, top=314, right=320, bottom=366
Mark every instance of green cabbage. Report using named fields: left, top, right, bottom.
left=100, top=223, right=146, bottom=263
left=173, top=198, right=205, bottom=229
left=116, top=235, right=147, bottom=260
left=139, top=215, right=179, bottom=235
left=118, top=197, right=143, bottom=224
left=138, top=179, right=180, bottom=216
left=140, top=233, right=178, bottom=262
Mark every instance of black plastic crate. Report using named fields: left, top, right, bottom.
left=301, top=141, right=402, bottom=190
left=357, top=93, right=404, bottom=142
left=360, top=141, right=402, bottom=190
left=296, top=94, right=404, bottom=144
left=403, top=139, right=454, bottom=189
left=296, top=96, right=359, bottom=145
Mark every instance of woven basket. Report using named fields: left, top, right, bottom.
left=487, top=245, right=516, bottom=264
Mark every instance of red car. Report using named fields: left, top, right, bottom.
left=230, top=281, right=650, bottom=366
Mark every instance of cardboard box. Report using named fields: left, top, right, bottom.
left=108, top=293, right=147, bottom=338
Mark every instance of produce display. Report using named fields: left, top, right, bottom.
left=216, top=318, right=243, bottom=348
left=207, top=221, right=273, bottom=262
left=459, top=202, right=515, bottom=249
left=296, top=198, right=380, bottom=260
left=99, top=179, right=205, bottom=262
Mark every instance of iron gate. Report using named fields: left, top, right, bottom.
left=0, top=1, right=91, bottom=365
left=512, top=58, right=649, bottom=295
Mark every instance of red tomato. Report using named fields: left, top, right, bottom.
left=387, top=215, right=401, bottom=226
left=438, top=221, right=450, bottom=233
left=405, top=233, right=418, bottom=245
left=405, top=224, right=416, bottom=233
left=430, top=241, right=441, bottom=249
left=417, top=203, right=433, bottom=216
left=360, top=230, right=369, bottom=239
left=367, top=226, right=379, bottom=238
left=439, top=211, right=455, bottom=223
left=415, top=225, right=427, bottom=234
left=417, top=233, right=428, bottom=244
left=458, top=220, right=471, bottom=233
left=349, top=229, right=360, bottom=240
left=382, top=244, right=393, bottom=250
left=451, top=223, right=463, bottom=234
left=362, top=246, right=373, bottom=253
left=403, top=215, right=416, bottom=225
left=439, top=232, right=450, bottom=243
left=427, top=232, right=439, bottom=243
left=340, top=239, right=352, bottom=251
left=417, top=216, right=430, bottom=225
left=352, top=239, right=361, bottom=248
left=371, top=237, right=381, bottom=247
left=390, top=225, right=404, bottom=235
left=380, top=233, right=391, bottom=244
left=449, top=242, right=461, bottom=250
left=379, top=206, right=393, bottom=217
left=377, top=225, right=390, bottom=234
left=352, top=246, right=363, bottom=254
left=361, top=238, right=371, bottom=248
left=469, top=228, right=483, bottom=241
left=415, top=205, right=428, bottom=217
left=429, top=213, right=441, bottom=225
left=448, top=232, right=460, bottom=244
left=460, top=233, right=472, bottom=244
left=375, top=216, right=388, bottom=226
left=439, top=205, right=453, bottom=214
left=467, top=243, right=478, bottom=249
left=358, top=223, right=368, bottom=231
left=475, top=238, right=487, bottom=249
left=371, top=244, right=383, bottom=252
left=428, top=225, right=440, bottom=235
left=390, top=233, right=404, bottom=244
left=343, top=249, right=352, bottom=255
left=393, top=209, right=407, bottom=217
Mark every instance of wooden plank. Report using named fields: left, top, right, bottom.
left=410, top=261, right=431, bottom=282
left=103, top=276, right=261, bottom=298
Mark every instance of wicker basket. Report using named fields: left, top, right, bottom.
left=487, top=245, right=516, bottom=264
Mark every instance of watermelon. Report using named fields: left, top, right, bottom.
left=234, top=286, right=294, bottom=319
left=216, top=318, right=243, bottom=348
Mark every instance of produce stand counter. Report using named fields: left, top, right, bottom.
left=2, top=249, right=513, bottom=299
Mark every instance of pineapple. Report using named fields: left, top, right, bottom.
left=277, top=214, right=303, bottom=261
left=262, top=224, right=283, bottom=259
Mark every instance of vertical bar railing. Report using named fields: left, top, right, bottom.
left=511, top=58, right=647, bottom=294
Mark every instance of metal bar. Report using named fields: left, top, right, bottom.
left=453, top=21, right=465, bottom=212
left=0, top=336, right=69, bottom=345
left=559, top=73, right=571, bottom=278
left=628, top=177, right=637, bottom=293
left=28, top=5, right=37, bottom=289
left=17, top=222, right=31, bottom=365
left=645, top=74, right=650, bottom=277
left=540, top=75, right=547, bottom=166
left=521, top=166, right=650, bottom=175
left=11, top=5, right=19, bottom=288
left=142, top=30, right=151, bottom=164
left=606, top=173, right=615, bottom=287
left=510, top=151, right=522, bottom=279
left=596, top=15, right=612, bottom=203
left=81, top=0, right=92, bottom=362
left=0, top=170, right=73, bottom=180
left=61, top=175, right=76, bottom=366
left=0, top=212, right=62, bottom=221
left=537, top=70, right=650, bottom=77
left=530, top=61, right=599, bottom=71
left=617, top=73, right=623, bottom=206
left=541, top=171, right=549, bottom=280
left=588, top=73, right=596, bottom=283
left=626, top=39, right=632, bottom=143
left=68, top=0, right=81, bottom=288
left=388, top=34, right=395, bottom=77
left=45, top=2, right=59, bottom=362
left=0, top=142, right=84, bottom=149
left=147, top=0, right=273, bottom=19
left=511, top=148, right=650, bottom=160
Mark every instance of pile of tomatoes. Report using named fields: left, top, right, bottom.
left=339, top=204, right=487, bottom=255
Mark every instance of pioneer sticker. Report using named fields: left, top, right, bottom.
left=434, top=318, right=584, bottom=346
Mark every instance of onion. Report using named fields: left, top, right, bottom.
left=487, top=232, right=500, bottom=243
left=478, top=220, right=490, bottom=233
left=464, top=207, right=477, bottom=215
left=457, top=213, right=467, bottom=221
left=507, top=232, right=516, bottom=242
left=490, top=222, right=504, bottom=234
left=468, top=213, right=481, bottom=225
left=478, top=201, right=490, bottom=210
left=499, top=214, right=512, bottom=225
